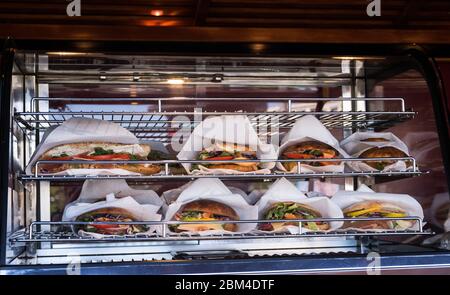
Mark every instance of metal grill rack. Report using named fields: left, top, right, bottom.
left=13, top=97, right=415, bottom=141
left=9, top=217, right=430, bottom=246
left=20, top=157, right=425, bottom=181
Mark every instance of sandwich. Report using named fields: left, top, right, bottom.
left=342, top=200, right=415, bottom=229
left=359, top=146, right=410, bottom=170
left=196, top=142, right=258, bottom=172
left=280, top=141, right=340, bottom=171
left=37, top=142, right=161, bottom=175
left=259, top=201, right=330, bottom=231
left=171, top=200, right=239, bottom=232
left=75, top=207, right=147, bottom=235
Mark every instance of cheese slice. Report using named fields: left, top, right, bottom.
left=178, top=223, right=224, bottom=231
left=383, top=212, right=406, bottom=218
left=346, top=205, right=382, bottom=217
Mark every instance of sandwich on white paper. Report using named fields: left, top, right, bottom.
left=340, top=132, right=412, bottom=172
left=164, top=178, right=258, bottom=235
left=63, top=193, right=162, bottom=238
left=177, top=115, right=277, bottom=175
left=26, top=118, right=161, bottom=176
left=331, top=185, right=424, bottom=231
left=255, top=178, right=344, bottom=233
left=277, top=115, right=348, bottom=173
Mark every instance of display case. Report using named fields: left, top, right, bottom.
left=1, top=45, right=450, bottom=274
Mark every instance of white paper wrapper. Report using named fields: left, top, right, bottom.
left=177, top=115, right=277, bottom=175
left=75, top=179, right=163, bottom=207
left=49, top=168, right=142, bottom=176
left=163, top=178, right=258, bottom=235
left=276, top=115, right=349, bottom=173
left=62, top=193, right=162, bottom=238
left=339, top=132, right=411, bottom=172
left=312, top=180, right=340, bottom=197
left=161, top=181, right=249, bottom=207
left=255, top=178, right=344, bottom=233
left=26, top=117, right=146, bottom=175
left=331, top=187, right=424, bottom=231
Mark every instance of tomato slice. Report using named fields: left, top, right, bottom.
left=206, top=156, right=234, bottom=161
left=284, top=153, right=315, bottom=159
left=51, top=156, right=73, bottom=161
left=92, top=224, right=120, bottom=229
left=80, top=153, right=131, bottom=160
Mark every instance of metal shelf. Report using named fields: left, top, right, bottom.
left=15, top=111, right=415, bottom=141
left=13, top=97, right=415, bottom=141
left=21, top=157, right=425, bottom=182
left=20, top=171, right=425, bottom=182
left=9, top=217, right=430, bottom=246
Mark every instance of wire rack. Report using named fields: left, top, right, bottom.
left=9, top=217, right=430, bottom=245
left=13, top=97, right=415, bottom=141
left=20, top=157, right=425, bottom=181
left=14, top=111, right=415, bottom=141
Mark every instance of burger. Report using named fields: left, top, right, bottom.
left=259, top=201, right=330, bottom=231
left=196, top=142, right=258, bottom=172
left=359, top=146, right=410, bottom=170
left=75, top=207, right=147, bottom=235
left=37, top=142, right=161, bottom=175
left=342, top=200, right=414, bottom=229
left=280, top=141, right=340, bottom=171
left=171, top=200, right=239, bottom=232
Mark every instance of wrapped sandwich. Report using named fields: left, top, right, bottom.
left=340, top=132, right=412, bottom=172
left=331, top=186, right=424, bottom=231
left=359, top=146, right=411, bottom=170
left=26, top=118, right=162, bottom=175
left=276, top=115, right=348, bottom=173
left=194, top=142, right=259, bottom=172
left=259, top=201, right=330, bottom=231
left=163, top=178, right=258, bottom=235
left=37, top=142, right=161, bottom=175
left=75, top=207, right=148, bottom=235
left=170, top=200, right=239, bottom=232
left=280, top=141, right=341, bottom=171
left=255, top=177, right=344, bottom=233
left=63, top=193, right=162, bottom=237
left=177, top=115, right=277, bottom=175
left=342, top=200, right=415, bottom=230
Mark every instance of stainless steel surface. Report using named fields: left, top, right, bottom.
left=22, top=157, right=424, bottom=181
left=14, top=97, right=413, bottom=140
left=7, top=216, right=428, bottom=247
